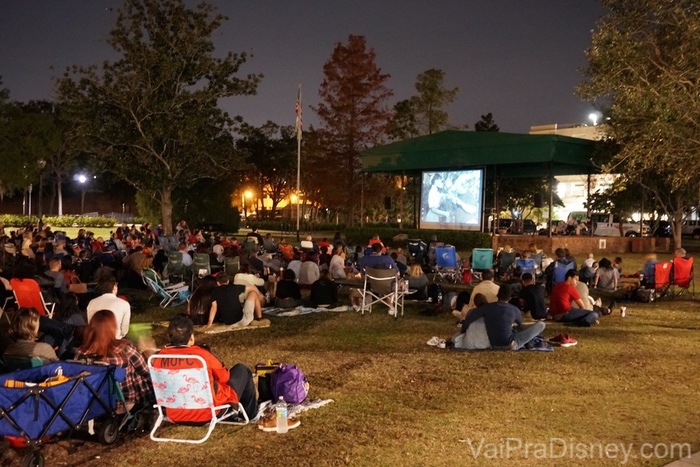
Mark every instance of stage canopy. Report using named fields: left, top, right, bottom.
left=361, top=130, right=599, bottom=177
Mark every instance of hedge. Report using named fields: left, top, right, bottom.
left=0, top=215, right=120, bottom=229
left=344, top=227, right=491, bottom=251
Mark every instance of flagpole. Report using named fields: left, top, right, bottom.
left=295, top=84, right=302, bottom=242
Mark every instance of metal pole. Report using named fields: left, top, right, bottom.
left=548, top=164, right=554, bottom=238
left=296, top=85, right=302, bottom=242
left=28, top=184, right=33, bottom=218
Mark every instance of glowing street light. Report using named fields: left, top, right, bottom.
left=589, top=112, right=599, bottom=126
left=242, top=190, right=253, bottom=219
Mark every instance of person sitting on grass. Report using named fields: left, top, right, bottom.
left=206, top=273, right=270, bottom=329
left=454, top=269, right=499, bottom=320
left=460, top=285, right=545, bottom=350
left=3, top=307, right=59, bottom=364
left=406, top=263, right=429, bottom=300
left=275, top=269, right=303, bottom=308
left=594, top=258, right=618, bottom=292
left=518, top=273, right=547, bottom=320
left=452, top=293, right=491, bottom=350
left=549, top=270, right=611, bottom=327
left=156, top=314, right=258, bottom=421
left=310, top=269, right=339, bottom=308
left=188, top=275, right=218, bottom=326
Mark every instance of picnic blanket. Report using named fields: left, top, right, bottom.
left=153, top=321, right=270, bottom=334
left=263, top=305, right=352, bottom=317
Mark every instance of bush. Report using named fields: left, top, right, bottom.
left=345, top=226, right=491, bottom=251
left=0, top=214, right=119, bottom=229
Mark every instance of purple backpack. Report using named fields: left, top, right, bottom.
left=271, top=364, right=308, bottom=404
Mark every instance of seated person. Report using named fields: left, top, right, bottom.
left=188, top=275, right=218, bottom=325
left=298, top=252, right=321, bottom=287
left=460, top=285, right=545, bottom=350
left=3, top=307, right=59, bottom=364
left=550, top=270, right=610, bottom=327
left=43, top=256, right=69, bottom=296
left=87, top=276, right=131, bottom=339
left=452, top=293, right=491, bottom=350
left=518, top=273, right=547, bottom=320
left=594, top=258, right=618, bottom=292
left=318, top=246, right=332, bottom=270
left=275, top=269, right=303, bottom=308
left=359, top=242, right=397, bottom=273
left=505, top=267, right=523, bottom=305
left=310, top=270, right=339, bottom=308
left=390, top=252, right=408, bottom=276
left=74, top=309, right=153, bottom=411
left=641, top=253, right=659, bottom=288
left=329, top=246, right=347, bottom=280
left=155, top=315, right=259, bottom=421
left=455, top=269, right=499, bottom=320
left=406, top=264, right=429, bottom=300
left=207, top=273, right=270, bottom=328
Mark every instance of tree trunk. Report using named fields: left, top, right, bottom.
left=673, top=216, right=683, bottom=249
left=57, top=177, right=63, bottom=217
left=161, top=187, right=174, bottom=235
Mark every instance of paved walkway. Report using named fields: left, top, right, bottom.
left=665, top=451, right=700, bottom=466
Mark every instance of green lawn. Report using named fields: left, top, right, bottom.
left=3, top=251, right=699, bottom=466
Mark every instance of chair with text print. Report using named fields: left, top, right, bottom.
left=148, top=354, right=249, bottom=444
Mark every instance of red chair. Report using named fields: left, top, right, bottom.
left=671, top=256, right=694, bottom=298
left=9, top=278, right=56, bottom=318
left=653, top=261, right=673, bottom=299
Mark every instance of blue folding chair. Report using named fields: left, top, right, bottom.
left=515, top=258, right=536, bottom=275
left=433, top=246, right=461, bottom=283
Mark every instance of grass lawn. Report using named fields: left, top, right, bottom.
left=3, top=252, right=699, bottom=466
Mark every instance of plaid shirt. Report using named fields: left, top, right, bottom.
left=75, top=340, right=154, bottom=407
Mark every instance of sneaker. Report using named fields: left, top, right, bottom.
left=437, top=340, right=446, bottom=349
left=620, top=306, right=627, bottom=318
left=426, top=336, right=442, bottom=347
left=388, top=308, right=396, bottom=317
left=257, top=412, right=301, bottom=432
left=548, top=333, right=577, bottom=347
left=250, top=319, right=271, bottom=327
left=352, top=305, right=360, bottom=312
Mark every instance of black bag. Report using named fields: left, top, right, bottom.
left=633, top=287, right=655, bottom=303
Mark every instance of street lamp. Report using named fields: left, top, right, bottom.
left=243, top=190, right=253, bottom=219
left=76, top=173, right=91, bottom=215
left=37, top=159, right=46, bottom=218
left=28, top=184, right=33, bottom=217
left=589, top=112, right=599, bottom=126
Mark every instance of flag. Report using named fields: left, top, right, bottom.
left=295, top=84, right=302, bottom=141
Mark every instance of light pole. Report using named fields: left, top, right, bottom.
left=78, top=174, right=87, bottom=214
left=243, top=190, right=252, bottom=220
left=37, top=159, right=46, bottom=218
left=28, top=184, right=33, bottom=217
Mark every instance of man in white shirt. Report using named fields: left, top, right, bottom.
left=87, top=276, right=131, bottom=339
left=178, top=242, right=193, bottom=267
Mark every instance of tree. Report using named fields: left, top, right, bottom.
left=236, top=121, right=297, bottom=219
left=474, top=112, right=500, bottom=132
left=313, top=35, right=393, bottom=225
left=577, top=0, right=700, bottom=246
left=57, top=0, right=261, bottom=234
left=411, top=69, right=459, bottom=135
left=389, top=99, right=419, bottom=141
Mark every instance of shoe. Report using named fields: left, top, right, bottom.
left=352, top=305, right=360, bottom=312
left=388, top=308, right=396, bottom=316
left=605, top=300, right=616, bottom=316
left=594, top=298, right=602, bottom=307
left=250, top=319, right=271, bottom=327
left=437, top=341, right=446, bottom=349
left=548, top=333, right=577, bottom=347
left=426, top=336, right=442, bottom=346
left=257, top=412, right=301, bottom=432
left=620, top=306, right=627, bottom=318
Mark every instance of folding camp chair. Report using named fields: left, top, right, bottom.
left=470, top=248, right=494, bottom=282
left=191, top=253, right=212, bottom=288
left=551, top=261, right=576, bottom=288
left=10, top=278, right=56, bottom=318
left=166, top=251, right=189, bottom=283
left=0, top=276, right=15, bottom=324
left=148, top=354, right=249, bottom=444
left=515, top=258, right=536, bottom=276
left=407, top=239, right=427, bottom=265
left=243, top=237, right=258, bottom=254
left=529, top=252, right=544, bottom=276
left=142, top=269, right=190, bottom=308
left=433, top=246, right=461, bottom=283
left=671, top=256, right=694, bottom=298
left=224, top=256, right=240, bottom=276
left=361, top=267, right=403, bottom=318
left=653, top=261, right=673, bottom=299
left=497, top=251, right=517, bottom=280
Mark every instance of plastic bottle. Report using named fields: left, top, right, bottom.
left=276, top=396, right=288, bottom=434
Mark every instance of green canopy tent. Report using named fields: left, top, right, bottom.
left=360, top=130, right=599, bottom=232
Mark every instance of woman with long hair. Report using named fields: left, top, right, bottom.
left=74, top=310, right=153, bottom=411
left=3, top=307, right=58, bottom=364
left=329, top=245, right=347, bottom=280
left=407, top=263, right=429, bottom=300
left=188, top=275, right=218, bottom=325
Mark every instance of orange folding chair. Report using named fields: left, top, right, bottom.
left=653, top=262, right=673, bottom=300
left=10, top=278, right=56, bottom=318
left=671, top=256, right=694, bottom=298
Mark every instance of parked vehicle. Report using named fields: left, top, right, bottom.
left=568, top=211, right=648, bottom=237
left=491, top=218, right=537, bottom=235
left=682, top=219, right=700, bottom=238
left=651, top=221, right=673, bottom=238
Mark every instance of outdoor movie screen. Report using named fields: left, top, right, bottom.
left=419, top=169, right=484, bottom=231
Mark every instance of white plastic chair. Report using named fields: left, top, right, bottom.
left=361, top=267, right=403, bottom=318
left=148, top=354, right=249, bottom=444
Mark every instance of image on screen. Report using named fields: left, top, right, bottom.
left=420, top=169, right=484, bottom=231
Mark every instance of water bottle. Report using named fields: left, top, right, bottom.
left=276, top=396, right=288, bottom=434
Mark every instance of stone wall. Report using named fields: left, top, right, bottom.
left=491, top=235, right=670, bottom=256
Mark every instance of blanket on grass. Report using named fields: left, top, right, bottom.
left=263, top=305, right=352, bottom=317
left=255, top=398, right=334, bottom=420
left=451, top=335, right=553, bottom=352
left=153, top=321, right=270, bottom=334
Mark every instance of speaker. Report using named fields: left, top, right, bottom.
left=384, top=196, right=391, bottom=210
left=534, top=193, right=543, bottom=208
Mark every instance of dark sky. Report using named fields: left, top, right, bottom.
left=0, top=0, right=607, bottom=134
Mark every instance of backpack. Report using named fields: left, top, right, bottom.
left=271, top=364, right=309, bottom=404
left=427, top=282, right=444, bottom=306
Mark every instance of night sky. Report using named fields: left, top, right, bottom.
left=0, top=0, right=607, bottom=134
